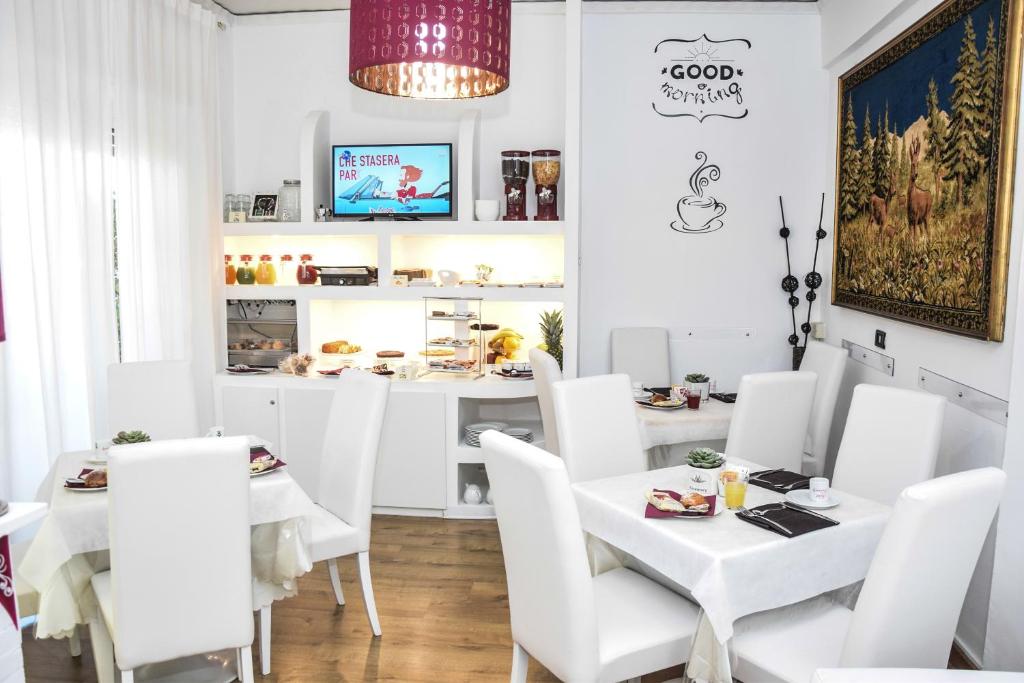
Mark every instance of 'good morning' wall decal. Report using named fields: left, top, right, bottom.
left=653, top=35, right=751, bottom=122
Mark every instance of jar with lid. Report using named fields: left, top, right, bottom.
left=296, top=254, right=318, bottom=285
left=223, top=195, right=235, bottom=222
left=277, top=179, right=301, bottom=222
left=255, top=254, right=277, bottom=285
left=278, top=254, right=297, bottom=286
left=229, top=194, right=249, bottom=223
left=236, top=255, right=256, bottom=284
left=532, top=150, right=561, bottom=221
left=224, top=255, right=237, bottom=285
left=501, top=151, right=530, bottom=221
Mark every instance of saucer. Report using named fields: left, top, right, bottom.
left=785, top=489, right=840, bottom=509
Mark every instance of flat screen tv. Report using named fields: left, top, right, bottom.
left=332, top=143, right=453, bottom=218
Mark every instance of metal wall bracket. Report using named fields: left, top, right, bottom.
left=842, top=339, right=895, bottom=377
left=918, top=368, right=1008, bottom=426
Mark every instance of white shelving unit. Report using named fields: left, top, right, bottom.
left=216, top=1, right=581, bottom=518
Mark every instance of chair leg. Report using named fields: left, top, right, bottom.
left=89, top=618, right=116, bottom=683
left=69, top=624, right=82, bottom=657
left=259, top=606, right=272, bottom=675
left=236, top=648, right=242, bottom=679
left=510, top=641, right=528, bottom=683
left=240, top=645, right=255, bottom=683
left=328, top=558, right=346, bottom=605
left=121, top=670, right=134, bottom=683
left=357, top=551, right=382, bottom=636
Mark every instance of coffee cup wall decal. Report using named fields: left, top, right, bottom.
left=671, top=151, right=726, bottom=234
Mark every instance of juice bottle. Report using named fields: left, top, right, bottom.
left=297, top=253, right=318, bottom=285
left=255, top=254, right=277, bottom=285
left=279, top=254, right=296, bottom=286
left=224, top=254, right=237, bottom=285
left=236, top=255, right=256, bottom=284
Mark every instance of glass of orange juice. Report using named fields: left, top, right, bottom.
left=722, top=470, right=749, bottom=510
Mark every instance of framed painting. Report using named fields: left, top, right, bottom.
left=833, top=0, right=1023, bottom=340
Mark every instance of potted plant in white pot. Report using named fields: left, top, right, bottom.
left=685, top=448, right=725, bottom=496
left=685, top=372, right=711, bottom=402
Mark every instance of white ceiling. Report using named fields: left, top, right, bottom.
left=214, top=0, right=813, bottom=15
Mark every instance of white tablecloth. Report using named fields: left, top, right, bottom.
left=572, top=460, right=889, bottom=681
left=636, top=400, right=733, bottom=449
left=19, top=450, right=317, bottom=640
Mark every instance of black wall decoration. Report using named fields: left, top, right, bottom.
left=670, top=151, right=727, bottom=235
left=653, top=35, right=751, bottom=122
left=778, top=194, right=827, bottom=368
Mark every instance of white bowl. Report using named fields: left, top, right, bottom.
left=475, top=199, right=500, bottom=222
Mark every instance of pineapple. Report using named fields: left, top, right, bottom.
left=539, top=309, right=564, bottom=369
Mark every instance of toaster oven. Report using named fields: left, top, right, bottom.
left=226, top=299, right=297, bottom=368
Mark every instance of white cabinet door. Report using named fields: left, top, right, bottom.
left=220, top=386, right=281, bottom=449
left=279, top=388, right=335, bottom=501
left=373, top=392, right=446, bottom=509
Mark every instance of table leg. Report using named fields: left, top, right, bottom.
left=683, top=609, right=734, bottom=683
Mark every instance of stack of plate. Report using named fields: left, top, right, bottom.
left=464, top=422, right=509, bottom=447
left=503, top=427, right=534, bottom=443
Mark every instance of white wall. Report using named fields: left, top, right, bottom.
left=579, top=2, right=827, bottom=388
left=817, top=0, right=1024, bottom=667
left=226, top=6, right=565, bottom=217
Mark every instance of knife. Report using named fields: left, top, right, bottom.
left=783, top=501, right=838, bottom=525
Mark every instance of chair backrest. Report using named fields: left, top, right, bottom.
left=317, top=370, right=390, bottom=548
left=832, top=384, right=945, bottom=506
left=725, top=371, right=817, bottom=471
left=799, top=341, right=848, bottom=467
left=610, top=327, right=670, bottom=388
left=841, top=467, right=1006, bottom=669
left=107, top=361, right=200, bottom=440
left=107, top=436, right=253, bottom=670
left=552, top=374, right=646, bottom=483
left=481, top=430, right=599, bottom=682
left=529, top=348, right=563, bottom=456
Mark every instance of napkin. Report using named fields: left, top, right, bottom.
left=645, top=489, right=717, bottom=518
left=748, top=469, right=810, bottom=493
left=736, top=503, right=838, bottom=537
left=250, top=447, right=287, bottom=474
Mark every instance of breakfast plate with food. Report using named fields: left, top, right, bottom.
left=250, top=449, right=287, bottom=477
left=65, top=468, right=108, bottom=492
left=636, top=392, right=686, bottom=410
left=645, top=489, right=721, bottom=518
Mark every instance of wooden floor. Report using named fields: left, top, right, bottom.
left=21, top=515, right=971, bottom=682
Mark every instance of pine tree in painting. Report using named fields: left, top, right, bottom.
left=943, top=16, right=985, bottom=204
left=926, top=77, right=948, bottom=203
left=858, top=105, right=875, bottom=211
left=979, top=16, right=999, bottom=158
left=872, top=110, right=892, bottom=195
left=840, top=96, right=861, bottom=221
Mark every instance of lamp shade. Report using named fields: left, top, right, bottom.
left=349, top=0, right=511, bottom=99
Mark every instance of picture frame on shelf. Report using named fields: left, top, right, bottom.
left=250, top=194, right=279, bottom=221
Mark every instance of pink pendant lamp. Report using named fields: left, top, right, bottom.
left=349, top=0, right=511, bottom=99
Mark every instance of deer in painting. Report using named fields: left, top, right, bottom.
left=869, top=167, right=896, bottom=242
left=907, top=137, right=933, bottom=241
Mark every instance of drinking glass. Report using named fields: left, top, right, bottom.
left=724, top=471, right=749, bottom=510
left=686, top=390, right=701, bottom=410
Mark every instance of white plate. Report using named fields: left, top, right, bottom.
left=250, top=464, right=286, bottom=477
left=84, top=457, right=108, bottom=466
left=636, top=400, right=686, bottom=411
left=785, top=489, right=840, bottom=509
left=466, top=422, right=509, bottom=433
left=65, top=485, right=107, bottom=493
left=503, top=427, right=533, bottom=438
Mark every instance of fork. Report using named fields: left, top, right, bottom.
left=737, top=506, right=793, bottom=535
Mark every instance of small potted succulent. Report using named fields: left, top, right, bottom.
left=111, top=430, right=151, bottom=445
left=685, top=447, right=725, bottom=496
left=685, top=372, right=711, bottom=402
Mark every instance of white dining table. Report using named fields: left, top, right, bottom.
left=635, top=399, right=734, bottom=450
left=572, top=459, right=890, bottom=683
left=19, top=448, right=317, bottom=650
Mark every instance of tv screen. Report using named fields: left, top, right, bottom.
left=332, top=143, right=453, bottom=218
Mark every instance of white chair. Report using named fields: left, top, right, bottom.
left=481, top=430, right=700, bottom=682
left=258, top=370, right=390, bottom=675
left=107, top=360, right=200, bottom=440
left=725, top=371, right=817, bottom=471
left=733, top=467, right=1007, bottom=683
left=529, top=347, right=563, bottom=456
left=832, top=384, right=945, bottom=506
left=89, top=436, right=255, bottom=683
left=798, top=341, right=848, bottom=476
left=610, top=327, right=670, bottom=388
left=813, top=669, right=1024, bottom=683
left=552, top=374, right=646, bottom=483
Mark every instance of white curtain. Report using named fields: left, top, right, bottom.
left=0, top=0, right=222, bottom=501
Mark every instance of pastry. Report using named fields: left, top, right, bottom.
left=420, top=349, right=456, bottom=357
left=681, top=492, right=706, bottom=508
left=376, top=350, right=405, bottom=358
left=322, top=340, right=361, bottom=354
left=272, top=340, right=286, bottom=350
left=250, top=457, right=275, bottom=474
left=371, top=363, right=395, bottom=376
left=646, top=490, right=686, bottom=513
left=651, top=392, right=670, bottom=403
left=84, top=469, right=107, bottom=488
left=470, top=323, right=500, bottom=331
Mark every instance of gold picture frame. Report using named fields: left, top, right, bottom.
left=832, top=0, right=1023, bottom=341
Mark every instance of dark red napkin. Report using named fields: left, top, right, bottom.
left=645, top=488, right=717, bottom=518
left=250, top=447, right=287, bottom=473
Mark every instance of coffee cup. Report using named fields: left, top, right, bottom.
left=675, top=195, right=727, bottom=231
left=809, top=477, right=830, bottom=503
